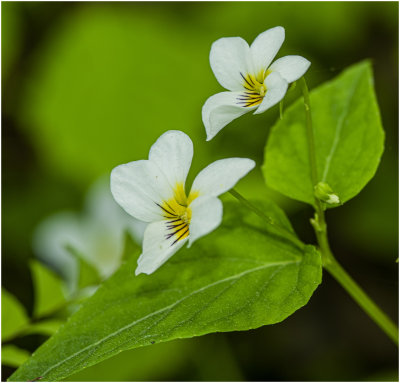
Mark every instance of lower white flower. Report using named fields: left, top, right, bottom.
left=111, top=130, right=255, bottom=275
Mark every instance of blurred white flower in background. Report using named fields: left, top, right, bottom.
left=33, top=177, right=146, bottom=293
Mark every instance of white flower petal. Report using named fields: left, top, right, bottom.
left=136, top=220, right=188, bottom=275
left=111, top=160, right=173, bottom=222
left=210, top=37, right=253, bottom=91
left=149, top=130, right=193, bottom=189
left=251, top=26, right=285, bottom=74
left=191, top=158, right=256, bottom=197
left=188, top=196, right=223, bottom=247
left=202, top=91, right=256, bottom=141
left=254, top=72, right=288, bottom=115
left=33, top=212, right=82, bottom=293
left=269, top=55, right=311, bottom=83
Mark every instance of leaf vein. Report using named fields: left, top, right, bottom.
left=39, top=260, right=298, bottom=379
left=322, top=71, right=364, bottom=182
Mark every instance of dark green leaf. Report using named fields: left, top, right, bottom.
left=10, top=201, right=321, bottom=381
left=263, top=61, right=384, bottom=206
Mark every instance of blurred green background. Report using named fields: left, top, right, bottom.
left=2, top=1, right=398, bottom=381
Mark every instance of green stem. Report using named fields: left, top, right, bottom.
left=325, top=250, right=399, bottom=345
left=229, top=189, right=302, bottom=247
left=300, top=76, right=398, bottom=346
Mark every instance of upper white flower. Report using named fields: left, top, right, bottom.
left=111, top=130, right=255, bottom=275
left=202, top=26, right=311, bottom=140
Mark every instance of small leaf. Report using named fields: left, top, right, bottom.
left=30, top=260, right=66, bottom=318
left=2, top=345, right=30, bottom=368
left=23, top=319, right=64, bottom=337
left=263, top=60, right=384, bottom=207
left=10, top=201, right=322, bottom=381
left=1, top=289, right=29, bottom=342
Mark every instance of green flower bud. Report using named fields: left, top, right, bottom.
left=314, top=182, right=340, bottom=205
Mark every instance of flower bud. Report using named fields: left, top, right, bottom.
left=314, top=182, right=340, bottom=205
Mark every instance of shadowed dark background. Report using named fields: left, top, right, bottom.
left=2, top=2, right=398, bottom=381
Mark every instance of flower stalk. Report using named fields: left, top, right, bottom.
left=300, top=76, right=398, bottom=346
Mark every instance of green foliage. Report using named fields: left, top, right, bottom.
left=1, top=3, right=23, bottom=80
left=23, top=319, right=64, bottom=337
left=2, top=345, right=30, bottom=368
left=67, top=339, right=192, bottom=381
left=1, top=289, right=29, bottom=342
left=17, top=6, right=216, bottom=188
left=10, top=201, right=322, bottom=381
left=31, top=260, right=66, bottom=318
left=263, top=61, right=384, bottom=206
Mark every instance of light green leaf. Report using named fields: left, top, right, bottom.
left=10, top=201, right=322, bottom=381
left=31, top=260, right=66, bottom=318
left=2, top=345, right=30, bottom=368
left=263, top=60, right=384, bottom=206
left=1, top=288, right=29, bottom=342
left=23, top=319, right=64, bottom=337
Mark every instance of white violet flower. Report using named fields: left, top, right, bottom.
left=33, top=177, right=146, bottom=293
left=111, top=130, right=255, bottom=275
left=202, top=26, right=311, bottom=140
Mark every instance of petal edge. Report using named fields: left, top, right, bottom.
left=191, top=158, right=256, bottom=197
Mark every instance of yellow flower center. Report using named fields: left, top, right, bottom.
left=158, top=183, right=199, bottom=244
left=237, top=69, right=271, bottom=107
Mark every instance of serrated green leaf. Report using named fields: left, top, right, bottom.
left=31, top=260, right=66, bottom=318
left=1, top=289, right=29, bottom=342
left=2, top=345, right=30, bottom=368
left=10, top=201, right=322, bottom=381
left=263, top=60, right=384, bottom=206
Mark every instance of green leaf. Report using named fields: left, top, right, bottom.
left=23, top=319, right=64, bottom=337
left=67, top=339, right=193, bottom=381
left=10, top=201, right=322, bottom=381
left=31, top=260, right=66, bottom=318
left=1, top=289, right=29, bottom=342
left=2, top=345, right=30, bottom=368
left=263, top=60, right=384, bottom=206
